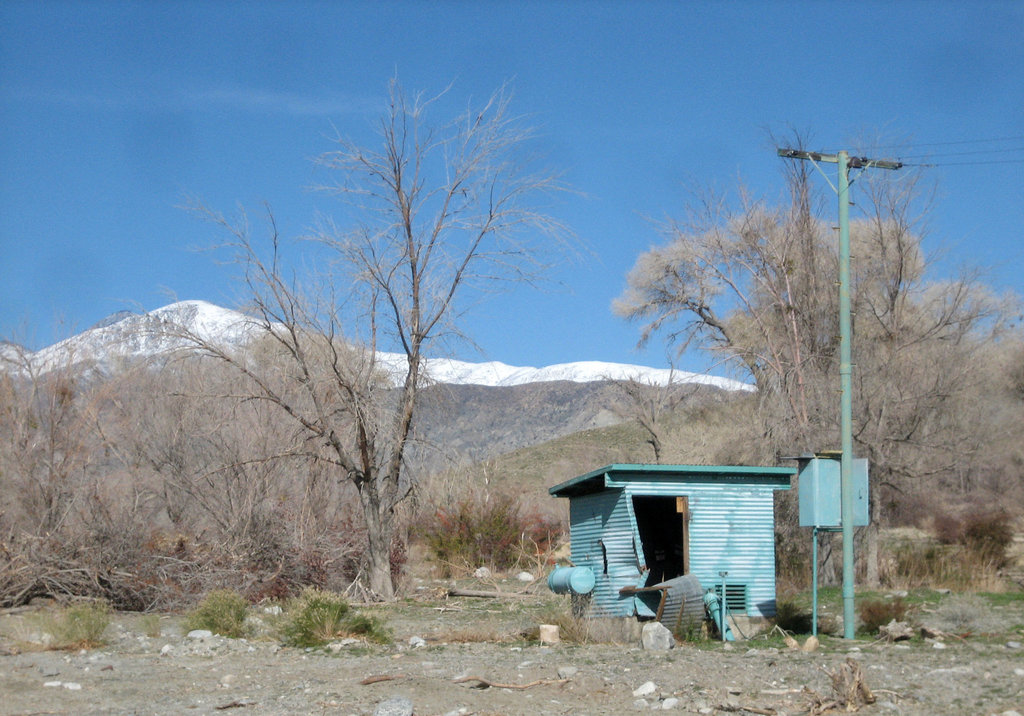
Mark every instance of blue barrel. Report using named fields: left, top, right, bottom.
left=547, top=566, right=596, bottom=595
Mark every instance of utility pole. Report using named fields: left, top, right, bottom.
left=777, top=148, right=902, bottom=639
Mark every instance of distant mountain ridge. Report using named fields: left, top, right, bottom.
left=10, top=300, right=752, bottom=392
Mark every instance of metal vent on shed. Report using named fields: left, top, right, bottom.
left=713, top=583, right=748, bottom=613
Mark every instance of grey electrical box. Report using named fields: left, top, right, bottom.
left=797, top=454, right=869, bottom=528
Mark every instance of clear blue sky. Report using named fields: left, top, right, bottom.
left=2, top=1, right=1022, bottom=375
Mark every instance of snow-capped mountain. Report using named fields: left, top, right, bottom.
left=8, top=300, right=752, bottom=392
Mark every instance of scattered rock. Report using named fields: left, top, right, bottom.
left=473, top=567, right=492, bottom=580
left=1006, top=641, right=1022, bottom=649
left=373, top=696, right=414, bottom=716
left=932, top=641, right=948, bottom=650
left=878, top=620, right=913, bottom=642
left=262, top=605, right=283, bottom=616
left=662, top=696, right=679, bottom=709
left=186, top=629, right=213, bottom=640
left=641, top=622, right=675, bottom=651
left=557, top=665, right=579, bottom=679
left=633, top=680, right=657, bottom=698
left=919, top=625, right=943, bottom=639
left=408, top=636, right=426, bottom=649
left=515, top=571, right=535, bottom=583
left=801, top=635, right=819, bottom=652
left=539, top=624, right=560, bottom=644
left=633, top=698, right=649, bottom=710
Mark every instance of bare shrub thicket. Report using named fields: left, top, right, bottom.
left=0, top=347, right=371, bottom=609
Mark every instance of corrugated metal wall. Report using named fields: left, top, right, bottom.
left=568, top=490, right=643, bottom=617
left=566, top=477, right=783, bottom=619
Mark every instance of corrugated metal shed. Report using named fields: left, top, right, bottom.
left=550, top=464, right=793, bottom=619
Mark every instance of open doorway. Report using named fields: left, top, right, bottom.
left=632, top=495, right=689, bottom=586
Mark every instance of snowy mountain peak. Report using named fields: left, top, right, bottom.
left=9, top=301, right=752, bottom=391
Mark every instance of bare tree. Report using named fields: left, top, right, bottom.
left=614, top=148, right=1018, bottom=584
left=183, top=81, right=567, bottom=599
left=608, top=370, right=697, bottom=462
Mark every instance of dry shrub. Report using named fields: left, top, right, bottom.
left=417, top=492, right=562, bottom=577
left=960, top=509, right=1014, bottom=567
left=932, top=513, right=963, bottom=545
left=881, top=539, right=1005, bottom=591
left=774, top=598, right=814, bottom=634
left=930, top=594, right=1003, bottom=636
left=809, top=658, right=875, bottom=715
left=857, top=597, right=907, bottom=635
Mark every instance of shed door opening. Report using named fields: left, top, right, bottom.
left=632, top=495, right=689, bottom=586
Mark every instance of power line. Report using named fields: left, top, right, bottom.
left=896, top=146, right=1024, bottom=160
left=902, top=158, right=1024, bottom=167
left=867, top=135, right=1024, bottom=151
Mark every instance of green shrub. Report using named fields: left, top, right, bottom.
left=185, top=590, right=250, bottom=638
left=858, top=597, right=908, bottom=635
left=281, top=588, right=391, bottom=647
left=340, top=612, right=391, bottom=645
left=43, top=601, right=111, bottom=649
left=281, top=588, right=350, bottom=647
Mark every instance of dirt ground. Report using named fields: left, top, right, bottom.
left=1, top=584, right=1023, bottom=716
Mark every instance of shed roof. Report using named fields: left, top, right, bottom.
left=549, top=463, right=794, bottom=497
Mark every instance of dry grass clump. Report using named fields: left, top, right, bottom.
left=928, top=594, right=1003, bottom=636
left=857, top=597, right=908, bottom=636
left=33, top=600, right=112, bottom=650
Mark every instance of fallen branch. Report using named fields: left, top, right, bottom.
left=447, top=589, right=532, bottom=599
left=215, top=699, right=256, bottom=710
left=453, top=675, right=569, bottom=690
left=359, top=674, right=406, bottom=685
left=714, top=705, right=776, bottom=715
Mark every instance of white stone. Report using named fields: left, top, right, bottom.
left=662, top=697, right=679, bottom=709
left=159, top=644, right=173, bottom=655
left=633, top=699, right=649, bottom=710
left=641, top=622, right=675, bottom=651
left=63, top=682, right=82, bottom=690
left=408, top=636, right=426, bottom=648
left=633, top=681, right=657, bottom=698
left=557, top=665, right=579, bottom=679
left=186, top=629, right=213, bottom=640
left=932, top=641, right=948, bottom=650
left=539, top=624, right=560, bottom=644
left=473, top=567, right=492, bottom=580
left=516, top=571, right=535, bottom=583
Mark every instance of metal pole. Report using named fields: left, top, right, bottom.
left=811, top=527, right=819, bottom=637
left=838, top=151, right=856, bottom=639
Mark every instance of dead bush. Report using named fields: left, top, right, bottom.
left=416, top=492, right=563, bottom=577
left=960, top=509, right=1014, bottom=567
left=857, top=597, right=908, bottom=635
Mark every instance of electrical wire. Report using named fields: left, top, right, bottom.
left=896, top=146, right=1024, bottom=160
left=865, top=135, right=1024, bottom=151
left=902, top=158, right=1024, bottom=167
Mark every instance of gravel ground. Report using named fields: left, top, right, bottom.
left=2, top=591, right=1023, bottom=716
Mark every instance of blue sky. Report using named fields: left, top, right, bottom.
left=2, top=1, right=1022, bottom=375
